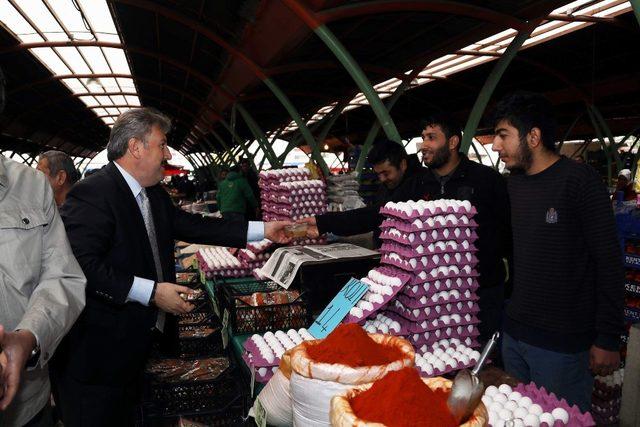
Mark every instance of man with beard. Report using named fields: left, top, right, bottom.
left=393, top=115, right=511, bottom=344
left=302, top=116, right=511, bottom=343
left=299, top=139, right=427, bottom=245
left=491, top=92, right=623, bottom=411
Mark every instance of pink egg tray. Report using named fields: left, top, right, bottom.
left=342, top=267, right=411, bottom=324
left=237, top=250, right=272, bottom=264
left=414, top=339, right=482, bottom=355
left=408, top=325, right=481, bottom=347
left=380, top=241, right=478, bottom=256
left=379, top=213, right=478, bottom=230
left=196, top=252, right=251, bottom=278
left=406, top=270, right=479, bottom=286
left=242, top=353, right=278, bottom=383
left=388, top=298, right=479, bottom=322
left=379, top=250, right=479, bottom=268
left=379, top=228, right=479, bottom=247
left=396, top=291, right=480, bottom=311
left=261, top=204, right=326, bottom=217
left=512, top=383, right=595, bottom=426
left=262, top=192, right=326, bottom=204
left=415, top=343, right=482, bottom=377
left=379, top=204, right=477, bottom=220
left=381, top=255, right=480, bottom=276
left=259, top=169, right=310, bottom=183
left=246, top=240, right=275, bottom=254
left=401, top=278, right=480, bottom=298
left=260, top=182, right=325, bottom=194
left=383, top=306, right=479, bottom=334
left=380, top=219, right=478, bottom=239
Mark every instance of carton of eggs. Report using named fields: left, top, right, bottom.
left=381, top=199, right=476, bottom=219
left=344, top=267, right=411, bottom=323
left=363, top=313, right=404, bottom=335
left=415, top=343, right=481, bottom=377
left=244, top=328, right=315, bottom=368
left=483, top=382, right=594, bottom=427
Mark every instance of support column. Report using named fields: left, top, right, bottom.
left=281, top=0, right=401, bottom=143
left=264, top=77, right=330, bottom=175
left=460, top=24, right=537, bottom=154
left=235, top=103, right=280, bottom=167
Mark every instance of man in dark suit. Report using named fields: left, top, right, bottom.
left=51, top=108, right=290, bottom=426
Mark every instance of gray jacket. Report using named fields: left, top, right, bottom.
left=0, top=155, right=86, bottom=426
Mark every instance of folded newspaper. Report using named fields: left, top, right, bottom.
left=258, top=243, right=378, bottom=289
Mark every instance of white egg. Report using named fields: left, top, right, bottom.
left=485, top=385, right=499, bottom=397
left=434, top=359, right=445, bottom=371
left=498, top=409, right=513, bottom=421
left=504, top=400, right=519, bottom=412
left=493, top=393, right=508, bottom=404
left=528, top=404, right=544, bottom=416
left=551, top=408, right=569, bottom=424
left=518, top=396, right=533, bottom=408
left=498, top=384, right=513, bottom=395
left=509, top=391, right=522, bottom=402
left=482, top=395, right=493, bottom=407
left=539, top=413, right=555, bottom=426
left=511, top=420, right=525, bottom=427
left=489, top=402, right=504, bottom=413
left=523, top=413, right=540, bottom=427
left=513, top=407, right=528, bottom=420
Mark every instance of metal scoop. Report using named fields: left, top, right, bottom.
left=447, top=332, right=500, bottom=423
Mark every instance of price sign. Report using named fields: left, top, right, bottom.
left=308, top=278, right=369, bottom=339
left=254, top=398, right=267, bottom=427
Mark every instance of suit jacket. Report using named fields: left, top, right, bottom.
left=56, top=162, right=248, bottom=385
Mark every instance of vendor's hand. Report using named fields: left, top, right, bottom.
left=0, top=326, right=37, bottom=410
left=589, top=345, right=620, bottom=376
left=298, top=216, right=319, bottom=238
left=153, top=283, right=195, bottom=315
left=265, top=221, right=293, bottom=244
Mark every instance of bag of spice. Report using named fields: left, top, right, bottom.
left=289, top=324, right=415, bottom=426
left=255, top=350, right=295, bottom=426
left=330, top=369, right=489, bottom=427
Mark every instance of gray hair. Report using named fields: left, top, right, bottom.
left=39, top=150, right=80, bottom=184
left=107, top=108, right=172, bottom=161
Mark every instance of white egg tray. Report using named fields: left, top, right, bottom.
left=401, top=277, right=479, bottom=298
left=343, top=267, right=411, bottom=324
left=483, top=383, right=593, bottom=427
left=415, top=342, right=482, bottom=377
left=414, top=338, right=480, bottom=355
left=245, top=239, right=274, bottom=255
left=198, top=247, right=243, bottom=270
left=243, top=328, right=315, bottom=368
left=380, top=199, right=477, bottom=220
left=380, top=213, right=478, bottom=230
left=380, top=221, right=480, bottom=238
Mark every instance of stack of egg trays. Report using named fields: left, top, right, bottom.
left=378, top=199, right=482, bottom=350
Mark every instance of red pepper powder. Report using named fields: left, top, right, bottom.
left=350, top=367, right=458, bottom=427
left=306, top=324, right=403, bottom=367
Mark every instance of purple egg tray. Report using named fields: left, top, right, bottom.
left=512, top=382, right=595, bottom=426
left=414, top=339, right=482, bottom=354
left=262, top=192, right=326, bottom=203
left=243, top=341, right=281, bottom=368
left=237, top=250, right=272, bottom=263
left=379, top=229, right=479, bottom=251
left=381, top=255, right=479, bottom=277
left=379, top=204, right=477, bottom=220
left=406, top=316, right=479, bottom=334
left=380, top=218, right=479, bottom=235
left=408, top=325, right=481, bottom=347
left=242, top=353, right=277, bottom=383
left=380, top=228, right=479, bottom=247
left=401, top=278, right=480, bottom=298
left=343, top=268, right=411, bottom=324
left=384, top=304, right=479, bottom=333
left=415, top=345, right=481, bottom=377
left=396, top=291, right=480, bottom=311
left=380, top=241, right=478, bottom=257
left=379, top=250, right=479, bottom=270
left=379, top=214, right=479, bottom=231
left=391, top=299, right=480, bottom=322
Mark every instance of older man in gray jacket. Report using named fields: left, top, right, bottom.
left=0, top=154, right=86, bottom=427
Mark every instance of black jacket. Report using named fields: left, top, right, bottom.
left=317, top=155, right=511, bottom=289
left=316, top=154, right=429, bottom=241
left=55, top=162, right=248, bottom=385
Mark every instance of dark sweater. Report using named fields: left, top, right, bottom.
left=504, top=156, right=624, bottom=353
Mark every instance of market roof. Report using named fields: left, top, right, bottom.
left=0, top=0, right=638, bottom=161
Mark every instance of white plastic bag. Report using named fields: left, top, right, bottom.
left=255, top=352, right=294, bottom=426
left=291, top=372, right=353, bottom=427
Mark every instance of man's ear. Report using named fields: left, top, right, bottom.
left=449, top=135, right=460, bottom=151
left=527, top=127, right=542, bottom=149
left=127, top=137, right=141, bottom=159
left=400, top=158, right=407, bottom=172
left=56, top=170, right=67, bottom=186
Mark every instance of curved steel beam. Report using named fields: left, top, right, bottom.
left=281, top=0, right=401, bottom=143
left=318, top=1, right=527, bottom=31
left=112, top=0, right=329, bottom=174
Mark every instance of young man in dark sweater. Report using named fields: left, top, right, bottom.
left=491, top=92, right=624, bottom=411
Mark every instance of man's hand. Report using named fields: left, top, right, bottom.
left=298, top=216, right=319, bottom=238
left=0, top=326, right=37, bottom=411
left=590, top=345, right=620, bottom=376
left=153, top=283, right=195, bottom=315
left=264, top=221, right=293, bottom=244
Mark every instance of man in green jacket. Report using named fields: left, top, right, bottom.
left=216, top=167, right=259, bottom=221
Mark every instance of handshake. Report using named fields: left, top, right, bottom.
left=282, top=217, right=320, bottom=239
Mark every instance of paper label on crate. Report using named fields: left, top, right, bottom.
left=222, top=309, right=230, bottom=349
left=309, top=278, right=369, bottom=339
left=254, top=398, right=267, bottom=427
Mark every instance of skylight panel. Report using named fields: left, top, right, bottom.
left=93, top=107, right=108, bottom=116
left=19, top=0, right=65, bottom=39
left=62, top=78, right=88, bottom=94
left=105, top=107, right=119, bottom=115
left=98, top=77, right=119, bottom=92
left=0, top=0, right=36, bottom=37
left=117, top=78, right=136, bottom=91
left=78, top=46, right=111, bottom=73
left=47, top=0, right=87, bottom=33
left=103, top=48, right=130, bottom=74
left=55, top=47, right=91, bottom=73
left=110, top=95, right=126, bottom=105
left=94, top=95, right=114, bottom=106
left=79, top=95, right=99, bottom=107
left=125, top=96, right=141, bottom=106
left=77, top=0, right=117, bottom=38
left=31, top=47, right=71, bottom=74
